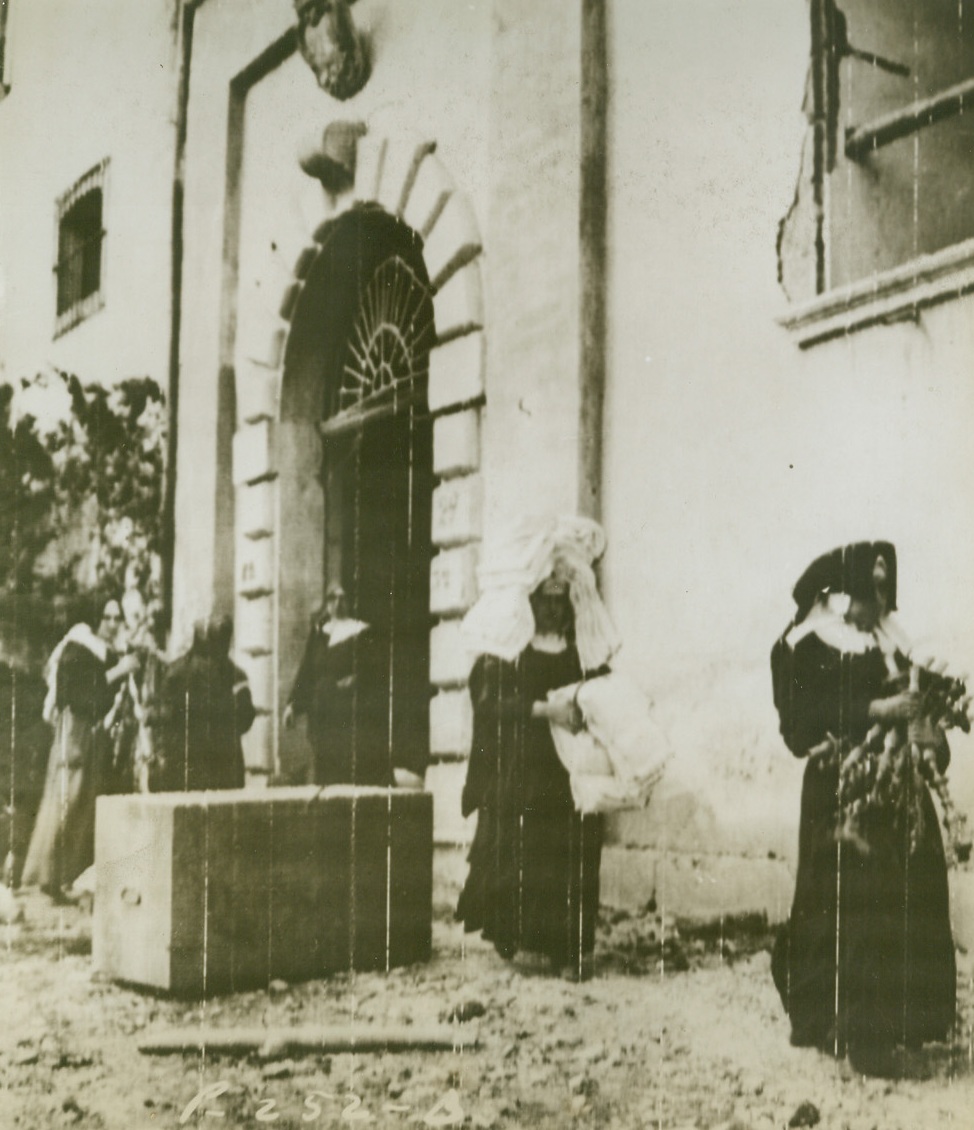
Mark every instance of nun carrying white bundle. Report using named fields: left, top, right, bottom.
left=456, top=516, right=669, bottom=980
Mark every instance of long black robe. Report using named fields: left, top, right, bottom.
left=771, top=630, right=955, bottom=1058
left=0, top=665, right=51, bottom=886
left=456, top=646, right=603, bottom=968
left=22, top=640, right=115, bottom=890
left=289, top=623, right=391, bottom=787
left=158, top=650, right=253, bottom=792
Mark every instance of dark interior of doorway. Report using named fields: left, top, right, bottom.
left=336, top=408, right=433, bottom=780
left=282, top=205, right=436, bottom=783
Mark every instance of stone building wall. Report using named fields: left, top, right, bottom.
left=6, top=0, right=974, bottom=922
left=0, top=1, right=176, bottom=391
left=598, top=0, right=974, bottom=917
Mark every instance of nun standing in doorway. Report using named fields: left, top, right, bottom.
left=284, top=583, right=388, bottom=786
left=456, top=516, right=619, bottom=980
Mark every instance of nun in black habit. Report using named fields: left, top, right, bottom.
left=283, top=583, right=390, bottom=787
left=770, top=541, right=955, bottom=1077
left=455, top=516, right=620, bottom=980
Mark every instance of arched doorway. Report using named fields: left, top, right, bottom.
left=232, top=134, right=486, bottom=805
left=279, top=205, right=434, bottom=783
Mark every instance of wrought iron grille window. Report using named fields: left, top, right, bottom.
left=54, top=161, right=107, bottom=336
left=783, top=0, right=974, bottom=300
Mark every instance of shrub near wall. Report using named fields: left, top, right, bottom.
left=0, top=371, right=166, bottom=666
left=0, top=372, right=166, bottom=880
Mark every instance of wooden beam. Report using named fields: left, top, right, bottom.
left=139, top=1025, right=478, bottom=1058
left=845, top=76, right=974, bottom=161
left=318, top=388, right=427, bottom=439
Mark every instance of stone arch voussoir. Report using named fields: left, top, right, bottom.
left=232, top=127, right=487, bottom=806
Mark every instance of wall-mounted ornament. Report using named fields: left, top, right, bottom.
left=294, top=0, right=370, bottom=102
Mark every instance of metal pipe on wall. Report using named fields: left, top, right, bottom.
left=578, top=0, right=608, bottom=523
left=161, top=0, right=198, bottom=635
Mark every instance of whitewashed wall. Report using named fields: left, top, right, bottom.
left=176, top=0, right=492, bottom=783
left=0, top=0, right=177, bottom=390
left=11, top=0, right=972, bottom=913
left=601, top=0, right=974, bottom=901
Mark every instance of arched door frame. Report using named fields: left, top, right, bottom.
left=232, top=129, right=486, bottom=788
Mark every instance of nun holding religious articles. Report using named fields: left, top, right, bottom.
left=103, top=586, right=166, bottom=794
left=770, top=542, right=961, bottom=1078
left=22, top=598, right=138, bottom=900
left=457, top=516, right=667, bottom=980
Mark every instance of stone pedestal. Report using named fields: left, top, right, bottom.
left=93, top=787, right=432, bottom=996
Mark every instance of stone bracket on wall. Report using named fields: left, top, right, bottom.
left=231, top=125, right=486, bottom=813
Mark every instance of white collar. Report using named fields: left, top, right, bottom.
left=61, top=622, right=110, bottom=664
left=530, top=633, right=569, bottom=654
left=325, top=618, right=369, bottom=647
left=785, top=596, right=910, bottom=658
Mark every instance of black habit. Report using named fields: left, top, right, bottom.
left=771, top=629, right=956, bottom=1061
left=456, top=646, right=603, bottom=969
left=289, top=623, right=391, bottom=787
left=158, top=649, right=253, bottom=791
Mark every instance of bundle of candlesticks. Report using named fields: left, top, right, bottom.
left=814, top=663, right=973, bottom=863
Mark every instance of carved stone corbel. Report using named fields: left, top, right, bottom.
left=294, top=0, right=370, bottom=102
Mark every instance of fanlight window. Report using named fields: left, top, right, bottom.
left=333, top=255, right=435, bottom=421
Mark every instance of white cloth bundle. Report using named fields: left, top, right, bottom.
left=547, top=672, right=672, bottom=814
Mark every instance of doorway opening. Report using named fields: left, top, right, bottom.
left=281, top=205, right=434, bottom=783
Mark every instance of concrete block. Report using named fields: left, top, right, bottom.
left=429, top=618, right=475, bottom=688
left=236, top=480, right=275, bottom=540
left=237, top=652, right=274, bottom=713
left=238, top=316, right=286, bottom=371
left=252, top=326, right=288, bottom=372
left=232, top=420, right=276, bottom=487
left=93, top=788, right=434, bottom=995
left=433, top=259, right=484, bottom=341
left=607, top=778, right=720, bottom=854
left=241, top=710, right=274, bottom=775
left=432, top=842, right=469, bottom=917
left=425, top=759, right=471, bottom=847
left=292, top=244, right=318, bottom=281
left=403, top=152, right=454, bottom=238
left=430, top=689, right=473, bottom=759
left=599, top=846, right=794, bottom=925
left=352, top=134, right=386, bottom=204
left=433, top=409, right=480, bottom=479
left=950, top=870, right=974, bottom=954
left=423, top=190, right=482, bottom=291
left=236, top=593, right=273, bottom=656
left=266, top=214, right=313, bottom=285
left=278, top=280, right=304, bottom=322
left=428, top=331, right=485, bottom=413
left=237, top=361, right=279, bottom=425
left=398, top=141, right=438, bottom=218
left=376, top=139, right=431, bottom=217
left=431, top=474, right=483, bottom=548
left=236, top=535, right=274, bottom=598
left=430, top=544, right=478, bottom=615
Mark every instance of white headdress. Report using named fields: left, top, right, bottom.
left=461, top=515, right=620, bottom=672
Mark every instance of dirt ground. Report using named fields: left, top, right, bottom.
left=2, top=891, right=974, bottom=1130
